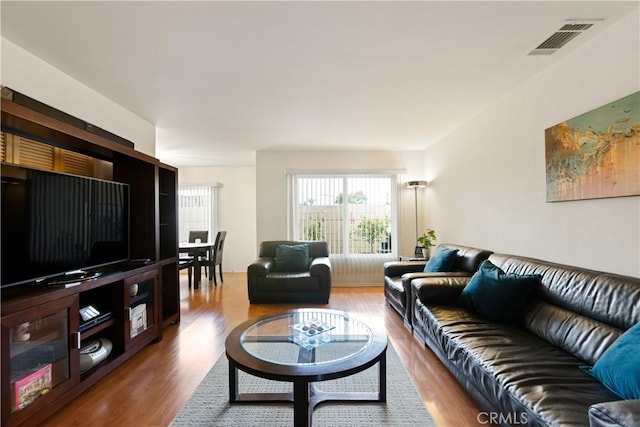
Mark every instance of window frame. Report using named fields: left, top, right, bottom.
left=177, top=185, right=219, bottom=243
left=287, top=171, right=399, bottom=258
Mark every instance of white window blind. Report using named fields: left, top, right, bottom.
left=178, top=186, right=218, bottom=243
left=289, top=172, right=398, bottom=285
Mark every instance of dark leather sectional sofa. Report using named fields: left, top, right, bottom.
left=384, top=245, right=640, bottom=427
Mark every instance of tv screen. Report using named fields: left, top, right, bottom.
left=1, top=163, right=130, bottom=287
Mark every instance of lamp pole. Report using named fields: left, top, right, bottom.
left=414, top=185, right=419, bottom=245
left=406, top=180, right=427, bottom=257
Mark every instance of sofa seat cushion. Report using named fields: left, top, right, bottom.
left=261, top=273, right=319, bottom=292
left=419, top=304, right=620, bottom=426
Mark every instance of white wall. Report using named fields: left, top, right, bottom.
left=179, top=166, right=256, bottom=272
left=1, top=38, right=156, bottom=155
left=424, top=11, right=640, bottom=277
left=256, top=150, right=426, bottom=259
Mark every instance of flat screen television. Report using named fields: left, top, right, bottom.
left=1, top=163, right=130, bottom=288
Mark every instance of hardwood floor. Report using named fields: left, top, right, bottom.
left=42, top=272, right=484, bottom=427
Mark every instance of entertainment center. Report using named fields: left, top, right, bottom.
left=0, top=95, right=179, bottom=426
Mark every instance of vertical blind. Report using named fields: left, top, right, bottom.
left=289, top=171, right=399, bottom=284
left=178, top=186, right=218, bottom=243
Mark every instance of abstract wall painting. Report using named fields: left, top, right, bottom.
left=545, top=91, right=640, bottom=202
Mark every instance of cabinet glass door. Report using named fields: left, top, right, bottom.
left=2, top=295, right=78, bottom=420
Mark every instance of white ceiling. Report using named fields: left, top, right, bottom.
left=1, top=1, right=638, bottom=167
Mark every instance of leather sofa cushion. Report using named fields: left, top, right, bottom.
left=421, top=304, right=619, bottom=426
left=489, top=254, right=640, bottom=330
left=589, top=399, right=640, bottom=427
left=260, top=240, right=329, bottom=258
left=523, top=300, right=622, bottom=366
left=261, top=273, right=319, bottom=292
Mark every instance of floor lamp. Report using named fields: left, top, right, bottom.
left=406, top=180, right=428, bottom=257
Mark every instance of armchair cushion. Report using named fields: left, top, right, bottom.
left=273, top=243, right=309, bottom=272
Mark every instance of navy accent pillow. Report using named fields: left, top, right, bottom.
left=423, top=247, right=458, bottom=272
left=273, top=244, right=309, bottom=272
left=458, top=260, right=540, bottom=323
left=585, top=322, right=640, bottom=399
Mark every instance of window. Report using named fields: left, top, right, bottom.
left=290, top=173, right=397, bottom=257
left=178, top=186, right=218, bottom=242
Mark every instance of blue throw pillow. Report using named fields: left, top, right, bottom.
left=273, top=244, right=309, bottom=272
left=458, top=260, right=540, bottom=323
left=587, top=322, right=640, bottom=399
left=423, top=247, right=458, bottom=272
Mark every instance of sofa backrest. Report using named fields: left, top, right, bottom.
left=439, top=244, right=492, bottom=274
left=489, top=253, right=640, bottom=365
left=259, top=240, right=329, bottom=258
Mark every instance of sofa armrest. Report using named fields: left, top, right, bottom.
left=411, top=276, right=471, bottom=305
left=383, top=261, right=427, bottom=277
left=401, top=271, right=470, bottom=288
left=310, top=257, right=331, bottom=277
left=248, top=257, right=274, bottom=279
left=589, top=400, right=640, bottom=427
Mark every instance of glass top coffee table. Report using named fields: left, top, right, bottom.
left=225, top=308, right=388, bottom=427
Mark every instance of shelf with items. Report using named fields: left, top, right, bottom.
left=124, top=270, right=159, bottom=349
left=78, top=282, right=121, bottom=345
left=79, top=319, right=116, bottom=341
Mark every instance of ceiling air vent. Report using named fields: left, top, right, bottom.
left=529, top=20, right=600, bottom=56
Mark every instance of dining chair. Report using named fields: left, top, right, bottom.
left=188, top=230, right=209, bottom=244
left=210, top=231, right=227, bottom=286
left=188, top=230, right=210, bottom=279
left=178, top=255, right=195, bottom=288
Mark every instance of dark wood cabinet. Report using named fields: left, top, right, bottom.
left=0, top=99, right=179, bottom=426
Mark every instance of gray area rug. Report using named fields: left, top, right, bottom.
left=170, top=342, right=435, bottom=426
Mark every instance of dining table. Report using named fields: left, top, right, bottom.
left=178, top=242, right=215, bottom=288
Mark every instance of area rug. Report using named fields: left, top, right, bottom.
left=170, top=342, right=435, bottom=426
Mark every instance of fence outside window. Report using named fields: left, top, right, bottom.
left=178, top=186, right=218, bottom=243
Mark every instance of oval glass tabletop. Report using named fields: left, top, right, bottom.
left=239, top=309, right=373, bottom=366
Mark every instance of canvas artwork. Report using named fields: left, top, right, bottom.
left=545, top=91, right=640, bottom=202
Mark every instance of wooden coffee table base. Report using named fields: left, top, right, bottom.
left=228, top=351, right=386, bottom=427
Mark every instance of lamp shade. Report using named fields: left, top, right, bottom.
left=405, top=180, right=427, bottom=189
